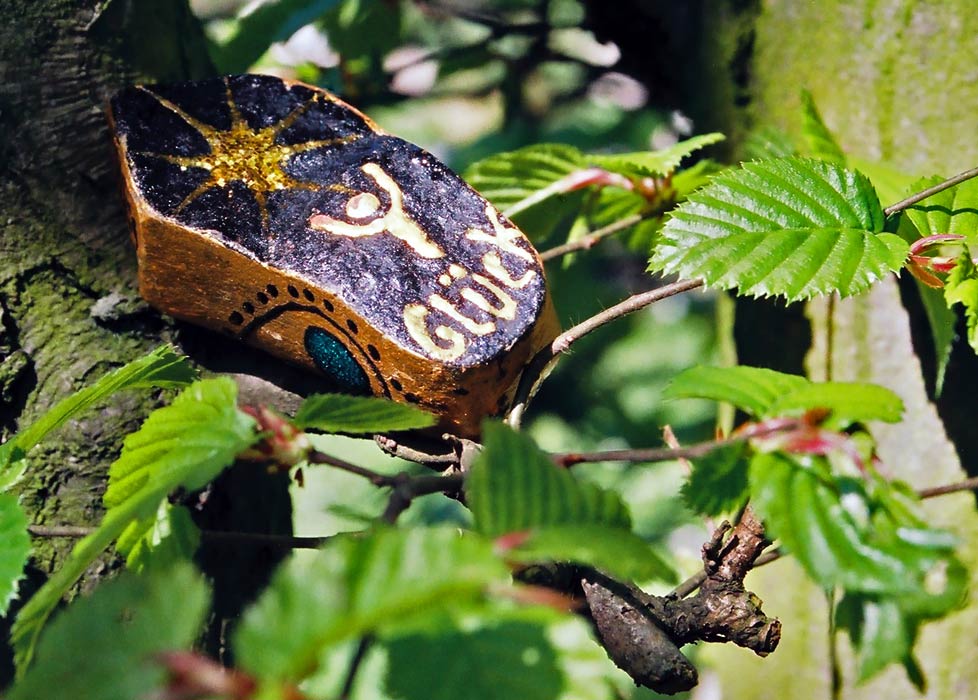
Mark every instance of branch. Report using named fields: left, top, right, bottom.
left=28, top=525, right=334, bottom=550
left=508, top=278, right=704, bottom=428
left=918, top=475, right=978, bottom=499
left=539, top=213, right=644, bottom=261
left=553, top=434, right=744, bottom=467
left=884, top=165, right=978, bottom=217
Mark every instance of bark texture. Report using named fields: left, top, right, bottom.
left=0, top=0, right=292, bottom=675
left=690, top=2, right=978, bottom=698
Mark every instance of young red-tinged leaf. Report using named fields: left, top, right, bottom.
left=8, top=564, right=209, bottom=700
left=0, top=494, right=30, bottom=615
left=464, top=143, right=586, bottom=212
left=650, top=157, right=907, bottom=301
left=12, top=378, right=257, bottom=674
left=293, top=393, right=435, bottom=434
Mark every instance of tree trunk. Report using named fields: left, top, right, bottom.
left=687, top=2, right=978, bottom=698
left=0, top=0, right=292, bottom=676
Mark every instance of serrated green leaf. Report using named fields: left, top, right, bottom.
left=293, top=393, right=436, bottom=434
left=681, top=442, right=750, bottom=516
left=0, top=494, right=30, bottom=615
left=944, top=244, right=978, bottom=353
left=799, top=89, right=846, bottom=165
left=209, top=0, right=342, bottom=73
left=234, top=527, right=508, bottom=685
left=463, top=143, right=585, bottom=212
left=466, top=423, right=631, bottom=537
left=505, top=524, right=676, bottom=583
left=743, top=126, right=797, bottom=161
left=0, top=345, right=195, bottom=491
left=384, top=610, right=613, bottom=700
left=12, top=378, right=255, bottom=673
left=663, top=365, right=809, bottom=417
left=836, top=594, right=915, bottom=684
left=750, top=453, right=964, bottom=603
left=117, top=502, right=200, bottom=573
left=8, top=563, right=209, bottom=700
left=590, top=133, right=726, bottom=178
left=905, top=175, right=978, bottom=248
left=767, top=382, right=904, bottom=426
left=651, top=158, right=906, bottom=301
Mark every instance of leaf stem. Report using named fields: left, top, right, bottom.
left=884, top=165, right=978, bottom=217
left=539, top=213, right=645, bottom=261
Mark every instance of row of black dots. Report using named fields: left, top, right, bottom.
left=228, top=282, right=284, bottom=326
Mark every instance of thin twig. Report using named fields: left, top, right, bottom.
left=884, top=165, right=978, bottom=217
left=507, top=278, right=705, bottom=429
left=27, top=524, right=333, bottom=549
left=307, top=450, right=393, bottom=485
left=553, top=435, right=745, bottom=467
left=918, top=475, right=978, bottom=499
left=539, top=214, right=644, bottom=262
left=339, top=636, right=374, bottom=700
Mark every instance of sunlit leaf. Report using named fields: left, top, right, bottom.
left=234, top=527, right=508, bottom=686
left=466, top=423, right=631, bottom=537
left=464, top=143, right=586, bottom=211
left=384, top=610, right=614, bottom=700
left=590, top=133, right=725, bottom=178
left=663, top=365, right=808, bottom=418
left=743, top=126, right=797, bottom=161
left=8, top=563, right=209, bottom=700
left=504, top=524, right=675, bottom=583
left=681, top=442, right=750, bottom=516
left=209, top=0, right=342, bottom=74
left=944, top=244, right=978, bottom=353
left=116, top=502, right=201, bottom=573
left=293, top=394, right=435, bottom=434
left=0, top=345, right=195, bottom=491
left=12, top=378, right=255, bottom=673
left=799, top=89, right=846, bottom=165
left=836, top=594, right=916, bottom=685
left=0, top=494, right=30, bottom=615
left=651, top=158, right=907, bottom=300
left=905, top=175, right=978, bottom=248
left=766, top=382, right=904, bottom=426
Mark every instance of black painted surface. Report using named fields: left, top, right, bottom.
left=111, top=74, right=547, bottom=367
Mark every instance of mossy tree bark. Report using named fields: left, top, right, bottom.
left=0, top=0, right=292, bottom=676
left=684, top=2, right=978, bottom=698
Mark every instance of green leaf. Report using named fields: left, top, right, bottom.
left=799, top=89, right=846, bottom=165
left=12, top=378, right=255, bottom=673
left=320, top=0, right=403, bottom=61
left=663, top=365, right=809, bottom=418
left=293, top=393, right=436, bottom=434
left=463, top=143, right=585, bottom=212
left=0, top=494, right=30, bottom=615
left=209, top=0, right=342, bottom=74
left=590, top=133, right=726, bottom=178
left=650, top=157, right=907, bottom=300
left=749, top=453, right=964, bottom=601
left=944, top=244, right=978, bottom=352
left=384, top=610, right=614, bottom=700
left=916, top=281, right=957, bottom=394
left=504, top=524, right=675, bottom=583
left=905, top=175, right=978, bottom=248
left=234, top=527, right=508, bottom=685
left=116, top=503, right=201, bottom=573
left=681, top=442, right=750, bottom=516
left=665, top=365, right=903, bottom=426
left=766, top=382, right=904, bottom=426
left=466, top=423, right=631, bottom=536
left=836, top=594, right=916, bottom=684
left=743, top=126, right=797, bottom=161
left=0, top=345, right=196, bottom=491
left=8, top=563, right=209, bottom=700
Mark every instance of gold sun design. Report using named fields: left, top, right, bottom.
left=137, top=79, right=356, bottom=229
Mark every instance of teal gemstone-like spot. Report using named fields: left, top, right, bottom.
left=304, top=326, right=370, bottom=394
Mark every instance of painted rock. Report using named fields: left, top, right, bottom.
left=109, top=74, right=558, bottom=438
